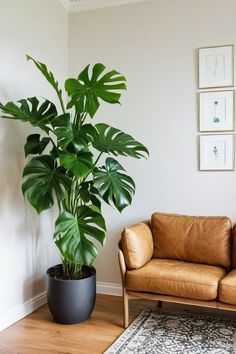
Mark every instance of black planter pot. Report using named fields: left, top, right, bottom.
left=46, top=264, right=96, bottom=324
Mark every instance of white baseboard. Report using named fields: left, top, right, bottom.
left=0, top=281, right=122, bottom=332
left=0, top=291, right=47, bottom=332
left=97, top=281, right=122, bottom=296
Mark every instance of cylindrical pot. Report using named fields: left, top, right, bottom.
left=46, top=264, right=96, bottom=324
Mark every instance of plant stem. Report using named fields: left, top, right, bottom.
left=62, top=258, right=83, bottom=279
left=83, top=152, right=103, bottom=183
left=69, top=177, right=77, bottom=214
left=57, top=92, right=66, bottom=114
left=93, top=152, right=103, bottom=167
left=49, top=136, right=57, bottom=150
left=81, top=112, right=87, bottom=125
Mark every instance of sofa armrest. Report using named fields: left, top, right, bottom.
left=231, top=224, right=236, bottom=268
left=118, top=243, right=126, bottom=286
left=120, top=221, right=153, bottom=270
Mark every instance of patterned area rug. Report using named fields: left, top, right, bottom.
left=104, top=309, right=236, bottom=354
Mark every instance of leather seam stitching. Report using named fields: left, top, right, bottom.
left=220, top=284, right=236, bottom=288
left=127, top=275, right=220, bottom=287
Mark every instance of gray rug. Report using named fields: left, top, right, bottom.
left=104, top=309, right=236, bottom=354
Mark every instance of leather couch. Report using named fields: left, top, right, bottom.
left=118, top=212, right=236, bottom=328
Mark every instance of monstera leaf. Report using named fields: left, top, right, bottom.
left=93, top=157, right=135, bottom=212
left=52, top=114, right=98, bottom=152
left=59, top=151, right=93, bottom=178
left=52, top=113, right=81, bottom=151
left=53, top=206, right=106, bottom=265
left=27, top=55, right=62, bottom=98
left=0, top=97, right=57, bottom=132
left=22, top=155, right=69, bottom=213
left=93, top=123, right=149, bottom=158
left=24, top=134, right=51, bottom=157
left=78, top=182, right=101, bottom=210
left=79, top=124, right=99, bottom=143
left=65, top=63, right=126, bottom=117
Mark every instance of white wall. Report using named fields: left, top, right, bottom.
left=2, top=0, right=236, bottom=330
left=68, top=0, right=236, bottom=285
left=0, top=0, right=68, bottom=329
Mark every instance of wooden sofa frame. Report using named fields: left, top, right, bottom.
left=118, top=243, right=236, bottom=329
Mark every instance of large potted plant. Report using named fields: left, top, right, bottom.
left=0, top=56, right=148, bottom=324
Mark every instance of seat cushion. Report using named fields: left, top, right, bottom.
left=121, top=222, right=153, bottom=269
left=152, top=212, right=232, bottom=268
left=219, top=270, right=236, bottom=305
left=126, top=259, right=226, bottom=300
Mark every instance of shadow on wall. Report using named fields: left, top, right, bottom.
left=94, top=214, right=142, bottom=283
left=0, top=118, right=51, bottom=303
left=23, top=207, right=58, bottom=301
left=0, top=119, right=25, bottom=209
left=23, top=275, right=45, bottom=301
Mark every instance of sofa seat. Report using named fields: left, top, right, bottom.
left=219, top=270, right=236, bottom=305
left=126, top=259, right=226, bottom=300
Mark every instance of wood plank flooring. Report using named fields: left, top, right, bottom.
left=0, top=294, right=235, bottom=354
left=0, top=295, right=156, bottom=354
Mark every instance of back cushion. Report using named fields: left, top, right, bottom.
left=121, top=222, right=153, bottom=269
left=152, top=212, right=232, bottom=268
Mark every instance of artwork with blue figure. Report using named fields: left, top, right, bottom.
left=213, top=101, right=220, bottom=123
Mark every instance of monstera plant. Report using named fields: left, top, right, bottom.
left=0, top=56, right=148, bottom=323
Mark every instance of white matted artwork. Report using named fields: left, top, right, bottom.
left=200, top=134, right=234, bottom=170
left=199, top=45, right=234, bottom=88
left=199, top=90, right=234, bottom=131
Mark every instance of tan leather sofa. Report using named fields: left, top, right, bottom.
left=118, top=212, right=236, bottom=328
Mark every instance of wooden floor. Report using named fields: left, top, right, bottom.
left=0, top=295, right=156, bottom=354
left=1, top=294, right=236, bottom=354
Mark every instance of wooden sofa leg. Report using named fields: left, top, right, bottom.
left=156, top=301, right=162, bottom=309
left=123, top=289, right=129, bottom=328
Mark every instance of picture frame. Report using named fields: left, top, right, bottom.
left=199, top=90, right=234, bottom=132
left=200, top=134, right=234, bottom=171
left=198, top=45, right=234, bottom=89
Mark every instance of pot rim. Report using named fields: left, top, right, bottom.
left=47, top=264, right=96, bottom=282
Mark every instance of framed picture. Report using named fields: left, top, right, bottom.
left=198, top=45, right=234, bottom=88
left=199, top=90, right=234, bottom=132
left=200, top=134, right=234, bottom=170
